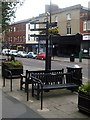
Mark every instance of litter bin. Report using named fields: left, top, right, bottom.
left=67, top=65, right=82, bottom=85
left=70, top=54, right=75, bottom=62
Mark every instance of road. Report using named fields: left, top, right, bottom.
left=15, top=57, right=89, bottom=83
left=1, top=55, right=89, bottom=83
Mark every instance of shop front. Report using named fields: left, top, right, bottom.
left=52, top=33, right=82, bottom=57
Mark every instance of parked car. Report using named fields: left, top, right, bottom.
left=9, top=50, right=18, bottom=56
left=17, top=51, right=27, bottom=57
left=37, top=52, right=46, bottom=60
left=2, top=49, right=10, bottom=55
left=26, top=52, right=37, bottom=58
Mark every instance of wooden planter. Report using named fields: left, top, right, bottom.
left=2, top=61, right=23, bottom=77
left=78, top=91, right=90, bottom=115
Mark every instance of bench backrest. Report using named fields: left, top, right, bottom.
left=31, top=72, right=82, bottom=86
left=26, top=69, right=64, bottom=84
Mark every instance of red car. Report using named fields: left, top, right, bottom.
left=37, top=52, right=46, bottom=60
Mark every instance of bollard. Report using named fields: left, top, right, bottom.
left=79, top=50, right=83, bottom=62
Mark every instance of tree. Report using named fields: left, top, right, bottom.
left=1, top=1, right=25, bottom=32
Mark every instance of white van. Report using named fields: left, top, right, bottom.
left=2, top=49, right=10, bottom=55
left=9, top=50, right=18, bottom=56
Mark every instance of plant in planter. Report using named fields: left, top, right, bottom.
left=2, top=58, right=23, bottom=77
left=78, top=82, right=90, bottom=115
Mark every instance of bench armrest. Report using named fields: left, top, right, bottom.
left=4, top=69, right=12, bottom=78
left=31, top=76, right=43, bottom=86
left=20, top=74, right=26, bottom=78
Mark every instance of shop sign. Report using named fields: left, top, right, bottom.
left=83, top=35, right=90, bottom=40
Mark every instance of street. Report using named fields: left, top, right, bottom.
left=13, top=56, right=89, bottom=83
left=1, top=55, right=89, bottom=83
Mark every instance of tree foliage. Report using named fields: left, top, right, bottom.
left=2, top=1, right=24, bottom=32
left=2, top=2, right=18, bottom=32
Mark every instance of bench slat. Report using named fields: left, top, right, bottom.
left=33, top=83, right=78, bottom=90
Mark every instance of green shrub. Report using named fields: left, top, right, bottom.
left=79, top=82, right=90, bottom=94
left=2, top=60, right=23, bottom=67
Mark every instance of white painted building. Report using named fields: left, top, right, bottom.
left=25, top=23, right=39, bottom=53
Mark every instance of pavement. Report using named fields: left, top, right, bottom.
left=0, top=55, right=90, bottom=119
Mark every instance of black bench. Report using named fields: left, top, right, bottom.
left=31, top=72, right=82, bottom=110
left=20, top=69, right=64, bottom=100
left=20, top=70, right=57, bottom=91
left=3, top=69, right=22, bottom=91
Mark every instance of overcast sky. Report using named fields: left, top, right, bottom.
left=15, top=0, right=89, bottom=22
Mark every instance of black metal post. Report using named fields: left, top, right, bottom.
left=45, top=0, right=52, bottom=71
left=45, top=21, right=49, bottom=71
left=48, top=0, right=52, bottom=70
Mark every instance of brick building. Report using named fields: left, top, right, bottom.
left=4, top=19, right=29, bottom=50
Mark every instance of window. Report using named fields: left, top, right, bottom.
left=28, top=24, right=30, bottom=30
left=18, top=36, right=19, bottom=41
left=87, top=20, right=90, bottom=30
left=55, top=16, right=58, bottom=22
left=66, top=13, right=71, bottom=20
left=14, top=27, right=16, bottom=32
left=67, top=27, right=71, bottom=34
left=66, top=22, right=71, bottom=34
left=10, top=37, right=12, bottom=41
left=9, top=29, right=10, bottom=32
left=23, top=36, right=25, bottom=41
left=30, top=24, right=34, bottom=29
left=44, top=18, right=47, bottom=22
left=10, top=27, right=12, bottom=32
left=20, top=36, right=22, bottom=41
left=14, top=37, right=16, bottom=42
left=28, top=34, right=30, bottom=40
left=83, top=21, right=87, bottom=31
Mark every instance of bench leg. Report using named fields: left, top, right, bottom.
left=32, top=83, right=34, bottom=97
left=10, top=78, right=12, bottom=92
left=41, top=90, right=43, bottom=110
left=37, top=84, right=40, bottom=100
left=27, top=84, right=29, bottom=101
left=25, top=82, right=27, bottom=92
left=20, top=76, right=23, bottom=90
left=3, top=77, right=5, bottom=87
left=37, top=89, right=40, bottom=100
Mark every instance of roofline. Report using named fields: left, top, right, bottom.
left=12, top=4, right=88, bottom=24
